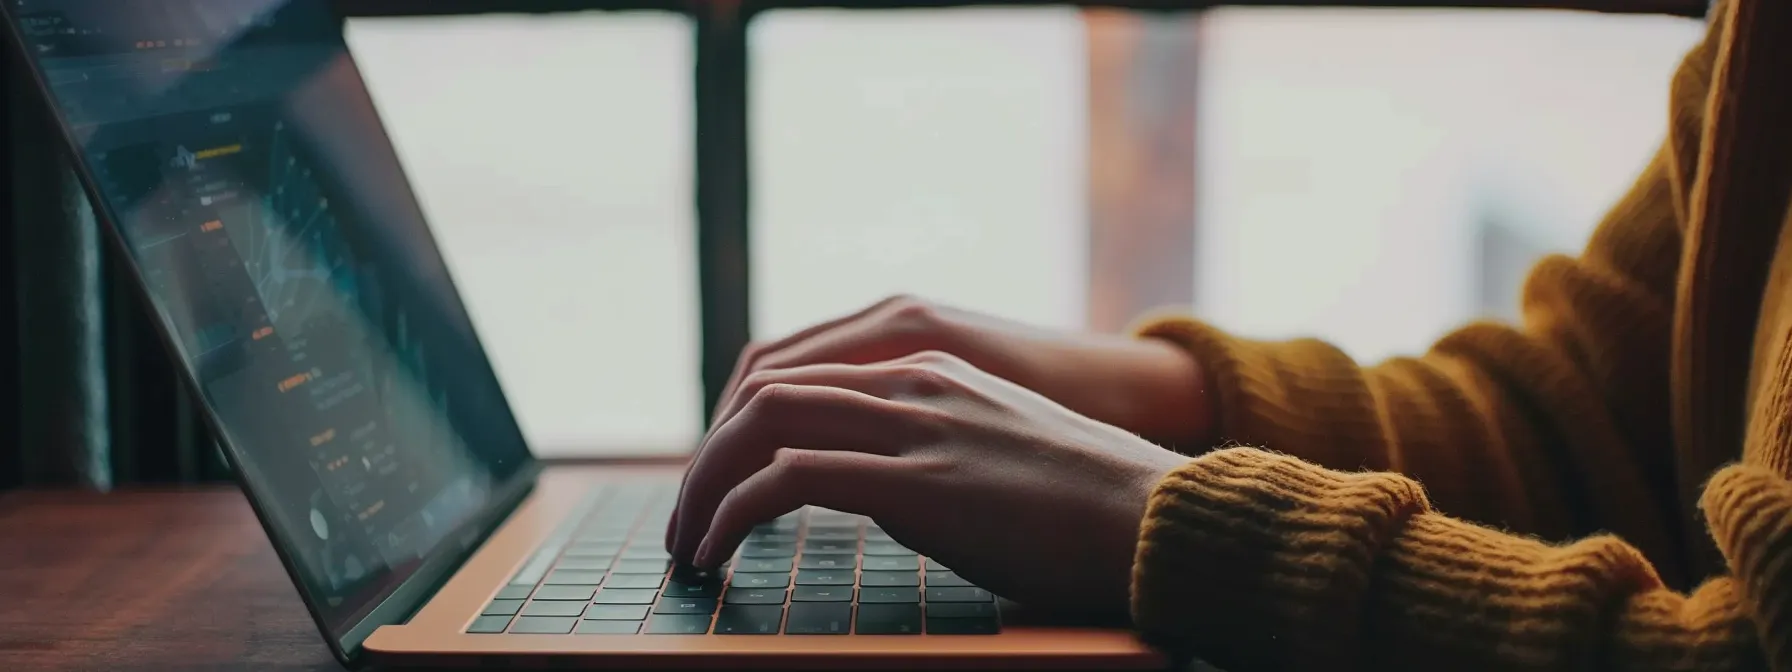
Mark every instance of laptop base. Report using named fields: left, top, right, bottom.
left=364, top=464, right=1165, bottom=670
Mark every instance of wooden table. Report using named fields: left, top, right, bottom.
left=0, top=488, right=342, bottom=671
left=0, top=485, right=1214, bottom=672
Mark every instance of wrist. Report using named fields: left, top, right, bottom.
left=1121, top=338, right=1212, bottom=448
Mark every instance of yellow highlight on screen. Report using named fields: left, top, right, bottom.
left=195, top=144, right=241, bottom=160
left=277, top=371, right=313, bottom=393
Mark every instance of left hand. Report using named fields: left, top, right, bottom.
left=664, top=350, right=1191, bottom=619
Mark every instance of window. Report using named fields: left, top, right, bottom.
left=749, top=8, right=1091, bottom=337
left=345, top=12, right=699, bottom=456
left=341, top=5, right=1704, bottom=454
left=1195, top=8, right=1702, bottom=363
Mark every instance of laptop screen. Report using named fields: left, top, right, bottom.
left=3, top=0, right=535, bottom=635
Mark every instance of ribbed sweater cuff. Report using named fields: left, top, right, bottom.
left=1130, top=447, right=1431, bottom=668
left=1128, top=313, right=1382, bottom=469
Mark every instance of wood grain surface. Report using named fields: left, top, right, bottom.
left=0, top=488, right=340, bottom=671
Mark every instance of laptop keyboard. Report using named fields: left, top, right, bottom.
left=468, top=482, right=1000, bottom=636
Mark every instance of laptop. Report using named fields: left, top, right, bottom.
left=0, top=0, right=1164, bottom=668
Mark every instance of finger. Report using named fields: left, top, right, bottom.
left=674, top=297, right=917, bottom=549
left=709, top=295, right=909, bottom=426
left=670, top=384, right=917, bottom=562
left=670, top=364, right=913, bottom=549
left=711, top=297, right=947, bottom=424
left=709, top=361, right=952, bottom=437
left=696, top=449, right=912, bottom=568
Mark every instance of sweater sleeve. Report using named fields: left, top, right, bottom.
left=1129, top=1, right=1728, bottom=571
left=1131, top=448, right=1785, bottom=671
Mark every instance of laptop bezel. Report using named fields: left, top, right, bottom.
left=0, top=4, right=544, bottom=668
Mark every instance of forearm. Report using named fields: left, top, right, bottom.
left=1130, top=448, right=1776, bottom=671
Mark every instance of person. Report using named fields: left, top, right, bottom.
left=663, top=0, right=1792, bottom=668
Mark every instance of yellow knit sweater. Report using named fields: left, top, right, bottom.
left=1128, top=1, right=1792, bottom=669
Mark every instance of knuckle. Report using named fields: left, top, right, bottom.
left=879, top=293, right=925, bottom=311
left=886, top=295, right=939, bottom=324
left=896, top=363, right=956, bottom=397
left=770, top=447, right=819, bottom=478
left=736, top=341, right=768, bottom=368
left=756, top=382, right=805, bottom=405
left=742, top=382, right=806, bottom=421
left=739, top=369, right=783, bottom=394
left=912, top=349, right=963, bottom=368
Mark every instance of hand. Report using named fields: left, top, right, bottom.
left=710, top=295, right=1209, bottom=443
left=665, top=350, right=1192, bottom=619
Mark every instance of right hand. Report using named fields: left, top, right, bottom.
left=709, top=295, right=1209, bottom=444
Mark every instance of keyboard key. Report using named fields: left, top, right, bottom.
left=785, top=603, right=852, bottom=635
left=927, top=602, right=998, bottom=619
left=567, top=543, right=622, bottom=557
left=924, top=571, right=973, bottom=587
left=604, top=574, right=664, bottom=590
left=714, top=605, right=784, bottom=635
left=613, top=559, right=671, bottom=574
left=741, top=542, right=796, bottom=558
left=798, top=554, right=857, bottom=570
left=594, top=588, right=660, bottom=604
left=556, top=558, right=613, bottom=571
left=532, top=585, right=598, bottom=601
left=792, top=586, right=853, bottom=602
left=669, top=563, right=721, bottom=585
left=731, top=572, right=790, bottom=589
left=794, top=569, right=853, bottom=586
left=926, top=587, right=993, bottom=602
left=807, top=523, right=859, bottom=534
left=575, top=620, right=641, bottom=634
left=575, top=531, right=631, bottom=544
left=662, top=579, right=722, bottom=598
left=862, top=542, right=912, bottom=556
left=723, top=587, right=788, bottom=605
left=653, top=597, right=719, bottom=615
left=803, top=539, right=857, bottom=554
left=546, top=570, right=607, bottom=585
left=482, top=599, right=523, bottom=616
left=856, top=604, right=922, bottom=635
left=926, top=558, right=951, bottom=571
left=644, top=614, right=711, bottom=634
left=859, top=571, right=920, bottom=587
left=927, top=617, right=999, bottom=635
left=805, top=530, right=859, bottom=541
left=859, top=587, right=920, bottom=603
left=495, top=586, right=534, bottom=600
left=733, top=558, right=793, bottom=573
left=746, top=532, right=797, bottom=544
left=862, top=556, right=919, bottom=572
left=623, top=546, right=673, bottom=560
left=467, top=615, right=512, bottom=633
left=755, top=519, right=799, bottom=533
left=522, top=601, right=587, bottom=617
left=584, top=604, right=650, bottom=620
left=510, top=616, right=579, bottom=634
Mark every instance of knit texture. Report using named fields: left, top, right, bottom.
left=1127, top=0, right=1792, bottom=669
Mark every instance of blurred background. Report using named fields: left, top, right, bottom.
left=343, top=5, right=1700, bottom=456
left=1, top=1, right=1708, bottom=482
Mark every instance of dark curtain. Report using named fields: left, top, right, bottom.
left=3, top=48, right=225, bottom=491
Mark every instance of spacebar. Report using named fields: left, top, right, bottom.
left=508, top=489, right=605, bottom=586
